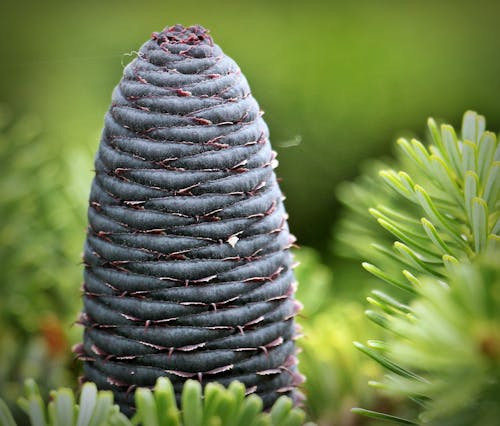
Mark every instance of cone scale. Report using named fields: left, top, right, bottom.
left=76, top=24, right=303, bottom=415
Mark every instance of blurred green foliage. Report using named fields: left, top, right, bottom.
left=293, top=249, right=407, bottom=425
left=0, top=107, right=87, bottom=340
left=0, top=106, right=91, bottom=415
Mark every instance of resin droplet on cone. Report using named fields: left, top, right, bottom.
left=77, top=24, right=303, bottom=416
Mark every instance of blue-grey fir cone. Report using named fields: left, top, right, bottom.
left=75, top=24, right=304, bottom=416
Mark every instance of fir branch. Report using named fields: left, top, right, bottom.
left=338, top=112, right=498, bottom=296
left=0, top=378, right=307, bottom=426
left=337, top=111, right=500, bottom=424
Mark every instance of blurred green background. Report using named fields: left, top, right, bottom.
left=1, top=0, right=499, bottom=424
left=2, top=0, right=500, bottom=248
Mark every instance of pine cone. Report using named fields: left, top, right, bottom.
left=76, top=24, right=303, bottom=415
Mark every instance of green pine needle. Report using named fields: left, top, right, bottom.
left=351, top=408, right=418, bottom=425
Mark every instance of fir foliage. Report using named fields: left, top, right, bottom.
left=0, top=378, right=306, bottom=426
left=337, top=111, right=500, bottom=424
left=0, top=106, right=87, bottom=407
left=293, top=249, right=386, bottom=424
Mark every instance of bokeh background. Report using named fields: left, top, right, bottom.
left=1, top=0, right=499, bottom=424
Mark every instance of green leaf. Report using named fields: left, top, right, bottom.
left=76, top=383, right=98, bottom=426
left=269, top=397, right=293, bottom=425
left=377, top=217, right=440, bottom=260
left=0, top=399, right=17, bottom=426
left=464, top=171, right=479, bottom=224
left=461, top=140, right=476, bottom=174
left=492, top=218, right=500, bottom=236
left=281, top=409, right=305, bottom=426
left=370, top=208, right=439, bottom=252
left=202, top=383, right=224, bottom=426
left=442, top=254, right=460, bottom=272
left=397, top=138, right=431, bottom=175
left=108, top=411, right=133, bottom=426
left=251, top=415, right=271, bottom=426
left=398, top=172, right=417, bottom=197
left=366, top=296, right=394, bottom=315
left=27, top=397, right=47, bottom=426
left=47, top=400, right=56, bottom=426
left=411, top=139, right=433, bottom=174
left=427, top=117, right=444, bottom=155
left=365, top=310, right=389, bottom=329
left=217, top=393, right=236, bottom=426
left=24, top=380, right=42, bottom=400
left=420, top=218, right=452, bottom=255
left=362, top=262, right=416, bottom=293
left=220, top=382, right=245, bottom=426
left=353, top=342, right=422, bottom=380
left=393, top=242, right=441, bottom=276
left=379, top=170, right=414, bottom=200
left=477, top=131, right=496, bottom=184
left=227, top=382, right=245, bottom=404
left=367, top=339, right=388, bottom=351
left=351, top=408, right=418, bottom=425
left=397, top=138, right=419, bottom=165
left=371, top=242, right=414, bottom=267
left=461, top=110, right=485, bottom=143
left=154, top=378, right=180, bottom=426
left=414, top=185, right=463, bottom=245
left=88, top=392, right=114, bottom=426
left=233, top=395, right=263, bottom=426
left=471, top=197, right=488, bottom=253
left=18, top=381, right=47, bottom=426
left=429, top=155, right=462, bottom=205
left=135, top=388, right=159, bottom=426
left=440, top=124, right=462, bottom=177
left=370, top=290, right=412, bottom=314
left=487, top=234, right=500, bottom=252
left=402, top=270, right=422, bottom=289
left=182, top=380, right=203, bottom=426
left=376, top=205, right=422, bottom=227
left=483, top=161, right=500, bottom=210
left=52, top=389, right=75, bottom=426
